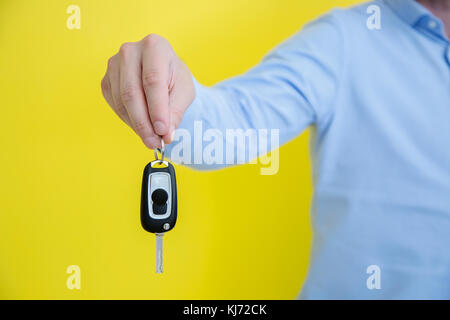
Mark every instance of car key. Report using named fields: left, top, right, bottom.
left=141, top=138, right=177, bottom=273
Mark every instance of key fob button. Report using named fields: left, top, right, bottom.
left=152, top=188, right=168, bottom=205
left=152, top=188, right=168, bottom=215
left=152, top=203, right=167, bottom=215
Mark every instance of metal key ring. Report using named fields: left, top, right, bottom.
left=154, top=137, right=165, bottom=162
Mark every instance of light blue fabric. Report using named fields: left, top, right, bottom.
left=165, top=0, right=450, bottom=299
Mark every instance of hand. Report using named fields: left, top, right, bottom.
left=101, top=34, right=195, bottom=149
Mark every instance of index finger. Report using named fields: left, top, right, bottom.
left=119, top=42, right=160, bottom=149
left=141, top=34, right=171, bottom=138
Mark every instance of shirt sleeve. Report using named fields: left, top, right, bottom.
left=164, top=10, right=345, bottom=169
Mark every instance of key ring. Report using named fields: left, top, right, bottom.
left=154, top=137, right=165, bottom=162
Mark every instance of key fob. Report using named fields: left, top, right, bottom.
left=141, top=160, right=177, bottom=233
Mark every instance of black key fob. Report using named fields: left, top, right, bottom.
left=141, top=160, right=177, bottom=233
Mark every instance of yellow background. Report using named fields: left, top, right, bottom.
left=0, top=0, right=362, bottom=299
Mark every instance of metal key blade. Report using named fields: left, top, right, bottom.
left=156, top=233, right=164, bottom=273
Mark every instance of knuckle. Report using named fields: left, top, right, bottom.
left=107, top=56, right=114, bottom=68
left=115, top=104, right=128, bottom=119
left=101, top=76, right=110, bottom=93
left=120, top=85, right=139, bottom=103
left=142, top=33, right=162, bottom=47
left=142, top=70, right=162, bottom=87
left=133, top=120, right=149, bottom=136
left=119, top=42, right=134, bottom=58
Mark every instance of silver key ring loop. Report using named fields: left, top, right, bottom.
left=154, top=137, right=165, bottom=162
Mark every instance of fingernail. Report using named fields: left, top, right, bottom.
left=153, top=121, right=166, bottom=135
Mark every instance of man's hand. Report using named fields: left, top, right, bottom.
left=101, top=34, right=195, bottom=149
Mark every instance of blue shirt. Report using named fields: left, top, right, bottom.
left=165, top=0, right=450, bottom=299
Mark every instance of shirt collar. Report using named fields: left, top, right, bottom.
left=383, top=0, right=447, bottom=40
left=383, top=0, right=431, bottom=26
